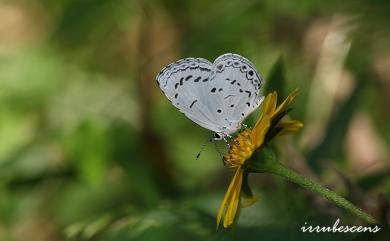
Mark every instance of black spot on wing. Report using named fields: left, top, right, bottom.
left=185, top=75, right=192, bottom=81
left=211, top=88, right=216, bottom=93
left=245, top=90, right=252, bottom=97
left=193, top=76, right=201, bottom=82
left=224, top=95, right=235, bottom=99
left=190, top=99, right=197, bottom=108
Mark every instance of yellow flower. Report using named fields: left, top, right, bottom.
left=217, top=89, right=303, bottom=228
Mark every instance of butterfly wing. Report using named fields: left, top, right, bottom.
left=156, top=57, right=223, bottom=133
left=198, top=53, right=264, bottom=134
left=156, top=53, right=264, bottom=135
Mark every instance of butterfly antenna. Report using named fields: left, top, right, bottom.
left=196, top=136, right=212, bottom=160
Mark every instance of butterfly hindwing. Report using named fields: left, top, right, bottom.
left=212, top=54, right=264, bottom=126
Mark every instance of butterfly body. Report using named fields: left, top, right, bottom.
left=156, top=53, right=264, bottom=138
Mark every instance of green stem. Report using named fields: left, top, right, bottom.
left=246, top=148, right=378, bottom=224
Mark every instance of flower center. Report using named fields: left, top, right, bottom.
left=223, top=129, right=256, bottom=168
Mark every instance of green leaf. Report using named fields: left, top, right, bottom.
left=306, top=82, right=363, bottom=172
left=264, top=56, right=286, bottom=98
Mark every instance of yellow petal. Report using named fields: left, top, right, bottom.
left=272, top=88, right=299, bottom=118
left=252, top=92, right=279, bottom=148
left=276, top=120, right=303, bottom=136
left=256, top=92, right=277, bottom=127
left=252, top=114, right=272, bottom=148
left=266, top=91, right=278, bottom=115
left=217, top=168, right=243, bottom=229
left=224, top=178, right=241, bottom=227
left=241, top=194, right=258, bottom=208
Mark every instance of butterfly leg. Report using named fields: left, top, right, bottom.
left=222, top=136, right=231, bottom=148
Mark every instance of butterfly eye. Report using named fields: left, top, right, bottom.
left=214, top=133, right=222, bottom=140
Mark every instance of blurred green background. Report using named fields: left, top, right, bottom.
left=0, top=0, right=389, bottom=240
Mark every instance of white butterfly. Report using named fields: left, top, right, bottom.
left=156, top=53, right=264, bottom=139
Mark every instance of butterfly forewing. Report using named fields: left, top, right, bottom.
left=156, top=53, right=264, bottom=135
left=156, top=58, right=221, bottom=132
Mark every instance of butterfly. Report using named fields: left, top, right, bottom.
left=156, top=53, right=264, bottom=140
